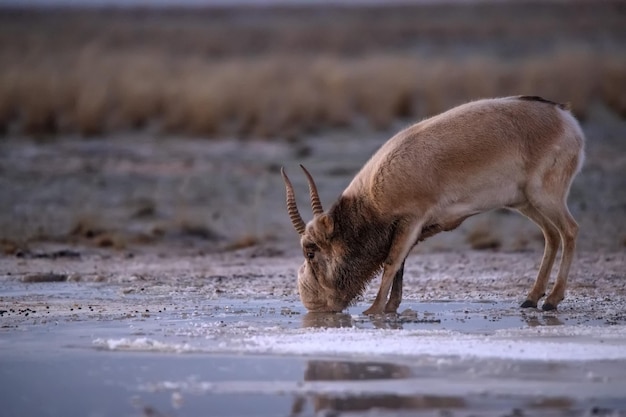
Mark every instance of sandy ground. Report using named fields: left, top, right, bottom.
left=1, top=248, right=625, bottom=325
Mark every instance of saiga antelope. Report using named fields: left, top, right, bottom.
left=282, top=96, right=585, bottom=314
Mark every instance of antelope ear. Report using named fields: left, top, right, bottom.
left=318, top=213, right=334, bottom=237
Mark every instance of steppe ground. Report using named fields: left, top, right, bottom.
left=1, top=3, right=626, bottom=416
left=1, top=0, right=625, bottom=347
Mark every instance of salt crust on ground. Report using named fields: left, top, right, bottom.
left=93, top=324, right=626, bottom=361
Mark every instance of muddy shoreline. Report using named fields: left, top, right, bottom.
left=2, top=249, right=625, bottom=324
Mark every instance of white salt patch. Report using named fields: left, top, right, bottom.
left=92, top=325, right=626, bottom=362
left=243, top=325, right=626, bottom=361
left=495, top=324, right=626, bottom=339
left=92, top=337, right=194, bottom=353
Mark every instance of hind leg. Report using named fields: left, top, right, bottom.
left=525, top=145, right=582, bottom=311
left=540, top=204, right=578, bottom=311
left=526, top=192, right=579, bottom=311
left=517, top=203, right=561, bottom=308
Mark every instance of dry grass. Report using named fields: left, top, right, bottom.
left=466, top=226, right=502, bottom=251
left=21, top=273, right=68, bottom=283
left=223, top=234, right=260, bottom=251
left=0, top=2, right=624, bottom=139
left=601, top=56, right=626, bottom=119
left=3, top=51, right=624, bottom=139
left=0, top=238, right=22, bottom=255
left=69, top=217, right=128, bottom=249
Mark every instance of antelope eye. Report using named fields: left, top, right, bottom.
left=303, top=243, right=318, bottom=260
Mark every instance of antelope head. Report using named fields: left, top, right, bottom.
left=281, top=165, right=392, bottom=312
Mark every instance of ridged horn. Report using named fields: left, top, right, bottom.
left=300, top=165, right=324, bottom=216
left=281, top=167, right=306, bottom=235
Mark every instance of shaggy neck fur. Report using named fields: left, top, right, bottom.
left=328, top=195, right=395, bottom=306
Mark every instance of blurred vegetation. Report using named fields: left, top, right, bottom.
left=0, top=1, right=625, bottom=140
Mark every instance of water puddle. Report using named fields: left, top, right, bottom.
left=2, top=351, right=625, bottom=417
left=2, top=296, right=625, bottom=416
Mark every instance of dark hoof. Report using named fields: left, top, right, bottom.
left=520, top=300, right=537, bottom=308
left=542, top=302, right=557, bottom=311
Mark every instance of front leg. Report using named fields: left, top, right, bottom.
left=363, top=219, right=423, bottom=315
left=384, top=260, right=405, bottom=313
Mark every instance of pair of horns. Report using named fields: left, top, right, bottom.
left=281, top=165, right=324, bottom=235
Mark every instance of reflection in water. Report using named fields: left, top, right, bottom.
left=524, top=314, right=565, bottom=327
left=301, top=312, right=414, bottom=329
left=304, top=359, right=412, bottom=381
left=293, top=393, right=465, bottom=415
left=302, top=307, right=567, bottom=331
left=301, top=312, right=354, bottom=328
left=291, top=359, right=465, bottom=415
left=365, top=314, right=405, bottom=329
left=530, top=396, right=575, bottom=409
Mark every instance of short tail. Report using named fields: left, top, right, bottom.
left=516, top=95, right=571, bottom=111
